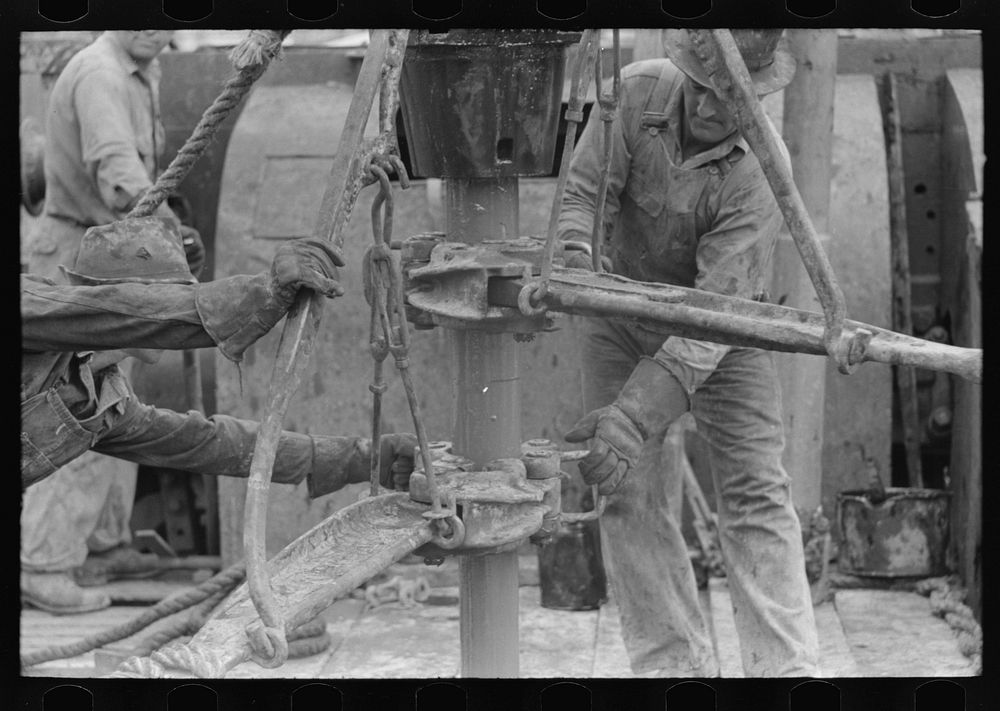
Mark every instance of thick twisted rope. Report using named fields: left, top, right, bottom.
left=129, top=585, right=232, bottom=657
left=20, top=563, right=246, bottom=668
left=914, top=576, right=982, bottom=674
left=128, top=30, right=291, bottom=219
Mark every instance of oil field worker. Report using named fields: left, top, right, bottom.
left=21, top=30, right=208, bottom=615
left=21, top=219, right=417, bottom=612
left=560, top=29, right=820, bottom=677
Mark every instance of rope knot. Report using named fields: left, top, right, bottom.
left=229, top=30, right=290, bottom=71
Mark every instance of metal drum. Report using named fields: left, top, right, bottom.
left=399, top=30, right=578, bottom=178
left=837, top=487, right=951, bottom=577
left=538, top=518, right=608, bottom=611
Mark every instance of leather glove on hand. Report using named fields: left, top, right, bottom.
left=564, top=358, right=690, bottom=496
left=564, top=405, right=642, bottom=496
left=270, top=238, right=346, bottom=307
left=180, top=225, right=206, bottom=279
left=378, top=433, right=418, bottom=490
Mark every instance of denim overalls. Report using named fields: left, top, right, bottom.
left=570, top=59, right=820, bottom=677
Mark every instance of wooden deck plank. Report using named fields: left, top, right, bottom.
left=814, top=598, right=860, bottom=677
left=319, top=588, right=461, bottom=678
left=708, top=578, right=744, bottom=678
left=590, top=598, right=634, bottom=678
left=518, top=586, right=599, bottom=678
left=25, top=582, right=968, bottom=680
left=834, top=589, right=974, bottom=677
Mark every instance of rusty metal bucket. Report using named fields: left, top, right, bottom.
left=836, top=487, right=951, bottom=577
left=399, top=30, right=578, bottom=178
left=538, top=519, right=608, bottom=611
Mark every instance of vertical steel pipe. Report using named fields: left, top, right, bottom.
left=772, top=29, right=838, bottom=511
left=446, top=178, right=522, bottom=677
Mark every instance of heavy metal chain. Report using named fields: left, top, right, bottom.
left=520, top=29, right=599, bottom=317
left=589, top=29, right=621, bottom=273
left=365, top=165, right=464, bottom=549
left=520, top=29, right=621, bottom=317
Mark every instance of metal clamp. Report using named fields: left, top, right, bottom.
left=427, top=511, right=466, bottom=550
left=555, top=448, right=607, bottom=523
left=403, top=237, right=559, bottom=331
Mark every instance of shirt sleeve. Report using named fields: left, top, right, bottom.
left=652, top=164, right=785, bottom=395
left=20, top=274, right=281, bottom=360
left=21, top=275, right=214, bottom=353
left=73, top=68, right=154, bottom=213
left=92, top=396, right=367, bottom=499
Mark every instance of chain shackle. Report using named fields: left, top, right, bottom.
left=426, top=510, right=466, bottom=550
left=246, top=621, right=290, bottom=669
left=517, top=280, right=550, bottom=317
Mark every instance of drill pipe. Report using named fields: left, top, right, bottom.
left=491, top=271, right=981, bottom=383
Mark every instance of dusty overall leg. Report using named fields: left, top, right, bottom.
left=20, top=452, right=134, bottom=572
left=580, top=318, right=718, bottom=676
left=691, top=347, right=819, bottom=677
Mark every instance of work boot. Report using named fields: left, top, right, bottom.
left=21, top=571, right=111, bottom=615
left=73, top=546, right=161, bottom=587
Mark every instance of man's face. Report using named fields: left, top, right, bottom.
left=682, top=76, right=738, bottom=146
left=117, top=30, right=174, bottom=62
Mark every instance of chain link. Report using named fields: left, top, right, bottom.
left=240, top=31, right=411, bottom=675
left=520, top=29, right=620, bottom=317
left=590, top=30, right=620, bottom=274
left=364, top=164, right=458, bottom=544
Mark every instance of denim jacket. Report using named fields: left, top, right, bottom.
left=558, top=59, right=789, bottom=395
left=20, top=274, right=370, bottom=494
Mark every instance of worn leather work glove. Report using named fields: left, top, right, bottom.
left=180, top=225, right=206, bottom=279
left=271, top=238, right=346, bottom=304
left=565, top=358, right=690, bottom=495
left=307, top=433, right=418, bottom=499
left=564, top=405, right=643, bottom=496
left=378, top=433, right=418, bottom=490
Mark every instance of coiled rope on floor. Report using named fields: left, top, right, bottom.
left=127, top=29, right=291, bottom=219
left=914, top=576, right=982, bottom=674
left=21, top=563, right=246, bottom=668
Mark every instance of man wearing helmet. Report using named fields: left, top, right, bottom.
left=560, top=30, right=820, bottom=676
left=20, top=220, right=417, bottom=611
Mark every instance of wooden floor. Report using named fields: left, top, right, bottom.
left=20, top=566, right=976, bottom=679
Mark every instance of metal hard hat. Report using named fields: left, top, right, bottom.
left=61, top=216, right=197, bottom=286
left=662, top=29, right=796, bottom=96
left=20, top=117, right=46, bottom=216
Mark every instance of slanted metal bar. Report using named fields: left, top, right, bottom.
left=690, top=29, right=853, bottom=370
left=242, top=30, right=409, bottom=666
left=491, top=271, right=981, bottom=383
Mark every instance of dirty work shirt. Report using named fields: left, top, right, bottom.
left=20, top=274, right=370, bottom=497
left=559, top=58, right=787, bottom=397
left=43, top=32, right=166, bottom=226
left=559, top=58, right=818, bottom=677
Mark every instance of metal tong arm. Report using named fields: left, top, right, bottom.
left=690, top=29, right=854, bottom=372
left=242, top=30, right=409, bottom=669
left=491, top=270, right=981, bottom=383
